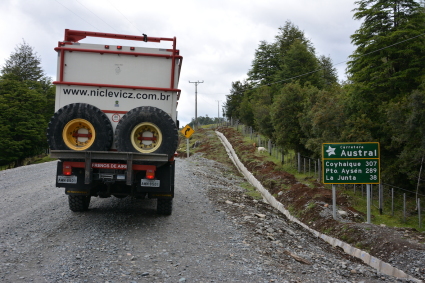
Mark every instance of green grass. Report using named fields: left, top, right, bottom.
left=306, top=201, right=316, bottom=210
left=191, top=129, right=233, bottom=166
left=180, top=127, right=265, bottom=199
left=242, top=132, right=320, bottom=187
left=344, top=188, right=425, bottom=231
left=0, top=153, right=57, bottom=171
left=240, top=182, right=263, bottom=200
left=0, top=165, right=11, bottom=171
left=233, top=125, right=425, bottom=232
left=33, top=155, right=56, bottom=164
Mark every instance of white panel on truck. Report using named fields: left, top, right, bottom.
left=62, top=44, right=175, bottom=89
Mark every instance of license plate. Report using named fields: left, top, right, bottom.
left=141, top=179, right=160, bottom=187
left=58, top=175, right=77, bottom=184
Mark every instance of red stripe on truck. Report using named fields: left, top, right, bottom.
left=63, top=161, right=156, bottom=171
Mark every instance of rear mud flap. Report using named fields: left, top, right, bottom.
left=137, top=162, right=175, bottom=197
left=56, top=161, right=92, bottom=194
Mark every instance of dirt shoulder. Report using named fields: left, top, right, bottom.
left=182, top=126, right=425, bottom=280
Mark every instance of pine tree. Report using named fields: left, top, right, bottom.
left=318, top=55, right=338, bottom=87
left=345, top=0, right=425, bottom=185
left=247, top=41, right=279, bottom=86
left=223, top=80, right=250, bottom=121
left=0, top=41, right=54, bottom=167
left=251, top=86, right=274, bottom=139
left=276, top=39, right=321, bottom=87
left=347, top=0, right=425, bottom=102
left=1, top=40, right=45, bottom=82
left=0, top=79, right=47, bottom=166
left=275, top=20, right=315, bottom=58
left=272, top=82, right=311, bottom=154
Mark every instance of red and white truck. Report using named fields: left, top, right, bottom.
left=47, top=29, right=183, bottom=214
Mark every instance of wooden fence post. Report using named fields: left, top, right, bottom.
left=379, top=184, right=383, bottom=215
left=297, top=153, right=301, bottom=173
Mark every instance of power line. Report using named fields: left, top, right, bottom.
left=106, top=0, right=144, bottom=35
left=198, top=92, right=228, bottom=95
left=74, top=0, right=120, bottom=34
left=55, top=0, right=100, bottom=31
left=352, top=32, right=425, bottom=60
left=268, top=31, right=425, bottom=86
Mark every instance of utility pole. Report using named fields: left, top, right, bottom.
left=189, top=80, right=203, bottom=129
left=216, top=100, right=220, bottom=126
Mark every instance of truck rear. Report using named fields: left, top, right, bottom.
left=47, top=29, right=183, bottom=214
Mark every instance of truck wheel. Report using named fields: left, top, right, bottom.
left=68, top=195, right=91, bottom=212
left=115, top=106, right=178, bottom=159
left=157, top=198, right=173, bottom=215
left=47, top=103, right=113, bottom=151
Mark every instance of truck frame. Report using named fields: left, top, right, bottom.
left=48, top=29, right=183, bottom=214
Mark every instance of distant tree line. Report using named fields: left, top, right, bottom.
left=224, top=0, right=425, bottom=188
left=0, top=41, right=55, bottom=167
left=187, top=115, right=224, bottom=128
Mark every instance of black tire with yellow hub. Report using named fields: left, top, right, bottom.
left=115, top=106, right=178, bottom=159
left=47, top=103, right=113, bottom=151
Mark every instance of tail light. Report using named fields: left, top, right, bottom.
left=63, top=164, right=72, bottom=176
left=146, top=169, right=155, bottom=180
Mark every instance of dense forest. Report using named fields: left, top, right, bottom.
left=0, top=41, right=55, bottom=167
left=224, top=0, right=425, bottom=189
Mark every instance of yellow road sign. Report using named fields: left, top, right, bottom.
left=181, top=125, right=195, bottom=138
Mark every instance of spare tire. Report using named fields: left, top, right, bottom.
left=47, top=103, right=113, bottom=151
left=115, top=106, right=178, bottom=159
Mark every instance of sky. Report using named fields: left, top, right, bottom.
left=0, top=0, right=362, bottom=127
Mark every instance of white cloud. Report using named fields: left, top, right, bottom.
left=0, top=0, right=360, bottom=126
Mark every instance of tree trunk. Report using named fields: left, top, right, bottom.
left=14, top=159, right=24, bottom=168
left=416, top=155, right=424, bottom=210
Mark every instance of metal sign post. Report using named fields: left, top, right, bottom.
left=367, top=184, right=371, bottom=223
left=181, top=125, right=195, bottom=158
left=332, top=185, right=337, bottom=220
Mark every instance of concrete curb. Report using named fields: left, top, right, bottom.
left=215, top=130, right=421, bottom=282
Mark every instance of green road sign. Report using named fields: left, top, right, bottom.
left=322, top=142, right=380, bottom=184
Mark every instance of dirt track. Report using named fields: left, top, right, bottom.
left=0, top=157, right=403, bottom=282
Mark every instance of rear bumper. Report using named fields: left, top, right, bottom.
left=50, top=150, right=169, bottom=162
left=50, top=150, right=169, bottom=186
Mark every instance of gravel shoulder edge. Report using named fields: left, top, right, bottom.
left=215, top=130, right=422, bottom=283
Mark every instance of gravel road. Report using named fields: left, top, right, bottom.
left=0, top=156, right=416, bottom=282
